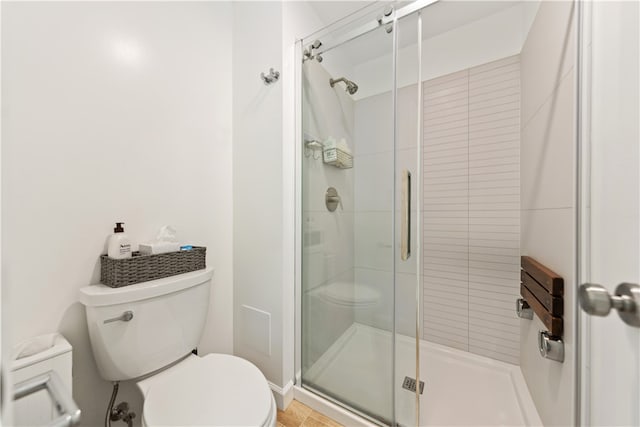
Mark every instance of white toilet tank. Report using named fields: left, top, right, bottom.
left=79, top=268, right=214, bottom=381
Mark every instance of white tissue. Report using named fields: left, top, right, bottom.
left=139, top=225, right=181, bottom=255
left=156, top=225, right=177, bottom=242
left=13, top=333, right=57, bottom=360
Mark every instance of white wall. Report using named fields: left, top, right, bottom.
left=282, top=0, right=330, bottom=403
left=232, top=0, right=286, bottom=404
left=519, top=2, right=576, bottom=425
left=2, top=2, right=233, bottom=425
left=233, top=1, right=351, bottom=408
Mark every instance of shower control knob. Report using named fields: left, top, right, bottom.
left=579, top=282, right=640, bottom=327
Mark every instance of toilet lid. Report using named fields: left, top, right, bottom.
left=143, top=354, right=273, bottom=426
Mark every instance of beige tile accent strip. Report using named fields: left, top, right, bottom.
left=423, top=55, right=521, bottom=364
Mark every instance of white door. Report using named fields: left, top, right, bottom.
left=580, top=1, right=640, bottom=425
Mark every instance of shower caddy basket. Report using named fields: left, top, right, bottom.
left=100, top=246, right=206, bottom=288
left=323, top=147, right=353, bottom=169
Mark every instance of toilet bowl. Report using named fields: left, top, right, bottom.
left=138, top=354, right=276, bottom=427
left=79, top=268, right=276, bottom=426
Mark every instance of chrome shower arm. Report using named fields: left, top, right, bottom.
left=329, top=77, right=347, bottom=88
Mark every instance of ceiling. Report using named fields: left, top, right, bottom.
left=306, top=0, right=524, bottom=67
left=307, top=1, right=378, bottom=28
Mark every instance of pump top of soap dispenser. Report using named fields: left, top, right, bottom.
left=114, top=222, right=125, bottom=233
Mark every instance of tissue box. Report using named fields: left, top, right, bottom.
left=139, top=242, right=181, bottom=255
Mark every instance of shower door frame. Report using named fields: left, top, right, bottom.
left=293, top=0, right=439, bottom=424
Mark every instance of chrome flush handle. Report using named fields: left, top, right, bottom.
left=103, top=310, right=134, bottom=324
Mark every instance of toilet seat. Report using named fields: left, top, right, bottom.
left=138, top=354, right=275, bottom=427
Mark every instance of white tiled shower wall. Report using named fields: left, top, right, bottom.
left=422, top=56, right=521, bottom=365
left=348, top=2, right=539, bottom=355
left=352, top=56, right=522, bottom=364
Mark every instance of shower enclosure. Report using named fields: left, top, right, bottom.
left=296, top=0, right=563, bottom=425
left=298, top=3, right=426, bottom=424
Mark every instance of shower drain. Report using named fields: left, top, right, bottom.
left=402, top=376, right=425, bottom=394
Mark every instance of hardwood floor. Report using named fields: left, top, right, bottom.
left=276, top=400, right=343, bottom=427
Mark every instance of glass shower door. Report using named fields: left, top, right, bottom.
left=300, top=12, right=398, bottom=425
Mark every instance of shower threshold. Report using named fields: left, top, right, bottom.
left=299, top=323, right=542, bottom=426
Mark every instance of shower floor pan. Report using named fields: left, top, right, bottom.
left=303, top=323, right=542, bottom=426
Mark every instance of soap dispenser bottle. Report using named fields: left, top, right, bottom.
left=107, top=222, right=132, bottom=259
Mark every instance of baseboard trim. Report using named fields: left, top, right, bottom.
left=269, top=380, right=294, bottom=410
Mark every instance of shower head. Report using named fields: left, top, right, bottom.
left=345, top=81, right=358, bottom=95
left=329, top=77, right=359, bottom=95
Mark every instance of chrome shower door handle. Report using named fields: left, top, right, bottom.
left=401, top=170, right=411, bottom=261
left=103, top=310, right=134, bottom=324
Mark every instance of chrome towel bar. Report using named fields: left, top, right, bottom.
left=14, top=371, right=81, bottom=427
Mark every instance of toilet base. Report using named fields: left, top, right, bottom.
left=141, top=394, right=276, bottom=427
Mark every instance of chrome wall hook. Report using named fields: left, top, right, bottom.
left=261, top=68, right=280, bottom=85
left=516, top=298, right=533, bottom=319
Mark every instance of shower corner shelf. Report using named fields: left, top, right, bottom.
left=323, top=148, right=353, bottom=169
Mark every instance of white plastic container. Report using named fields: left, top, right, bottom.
left=107, top=222, right=132, bottom=259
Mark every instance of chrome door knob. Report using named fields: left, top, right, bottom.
left=579, top=283, right=615, bottom=316
left=579, top=282, right=640, bottom=327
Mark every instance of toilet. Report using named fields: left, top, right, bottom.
left=79, top=268, right=276, bottom=427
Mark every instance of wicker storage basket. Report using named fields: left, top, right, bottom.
left=100, top=246, right=206, bottom=288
